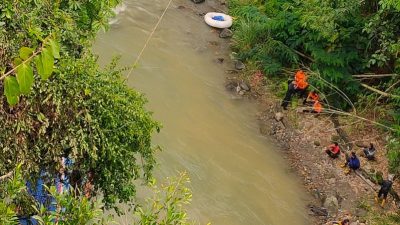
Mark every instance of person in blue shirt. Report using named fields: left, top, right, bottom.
left=342, top=152, right=360, bottom=174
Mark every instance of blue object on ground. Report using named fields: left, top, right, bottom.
left=19, top=216, right=39, bottom=225
left=21, top=157, right=74, bottom=224
left=212, top=15, right=225, bottom=21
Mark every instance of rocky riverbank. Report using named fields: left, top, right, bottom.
left=183, top=0, right=399, bottom=224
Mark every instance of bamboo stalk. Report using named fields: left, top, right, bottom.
left=353, top=74, right=399, bottom=78
left=376, top=79, right=400, bottom=102
left=360, top=83, right=400, bottom=98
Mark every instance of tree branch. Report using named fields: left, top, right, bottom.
left=0, top=48, right=42, bottom=81
left=360, top=83, right=400, bottom=98
left=353, top=73, right=399, bottom=78
left=293, top=49, right=315, bottom=62
left=376, top=79, right=400, bottom=102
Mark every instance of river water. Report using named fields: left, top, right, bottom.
left=93, top=0, right=308, bottom=224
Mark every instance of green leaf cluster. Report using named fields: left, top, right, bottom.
left=0, top=0, right=161, bottom=212
left=230, top=0, right=400, bottom=172
left=3, top=39, right=59, bottom=105
left=1, top=170, right=195, bottom=225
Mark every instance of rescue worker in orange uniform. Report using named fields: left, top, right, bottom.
left=303, top=91, right=323, bottom=113
left=281, top=70, right=309, bottom=110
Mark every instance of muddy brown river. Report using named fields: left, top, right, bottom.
left=94, top=0, right=309, bottom=224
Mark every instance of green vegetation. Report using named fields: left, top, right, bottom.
left=229, top=0, right=400, bottom=175
left=0, top=166, right=193, bottom=225
left=0, top=0, right=160, bottom=213
left=0, top=0, right=197, bottom=222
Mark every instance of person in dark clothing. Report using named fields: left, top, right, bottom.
left=348, top=152, right=360, bottom=170
left=375, top=177, right=393, bottom=207
left=363, top=143, right=376, bottom=160
left=325, top=142, right=340, bottom=158
left=281, top=70, right=309, bottom=110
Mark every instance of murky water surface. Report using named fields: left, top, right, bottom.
left=94, top=0, right=308, bottom=224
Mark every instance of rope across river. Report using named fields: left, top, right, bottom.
left=126, top=0, right=174, bottom=78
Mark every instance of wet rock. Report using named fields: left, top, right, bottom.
left=191, top=0, right=205, bottom=3
left=240, top=82, right=250, bottom=91
left=323, top=196, right=339, bottom=215
left=219, top=28, right=233, bottom=38
left=275, top=112, right=284, bottom=122
left=216, top=58, right=224, bottom=63
left=235, top=61, right=245, bottom=70
left=309, top=205, right=328, bottom=217
left=225, top=82, right=236, bottom=91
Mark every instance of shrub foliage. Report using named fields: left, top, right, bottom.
left=230, top=0, right=400, bottom=173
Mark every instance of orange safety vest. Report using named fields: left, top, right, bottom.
left=313, top=101, right=322, bottom=113
left=307, top=92, right=319, bottom=101
left=294, top=70, right=308, bottom=90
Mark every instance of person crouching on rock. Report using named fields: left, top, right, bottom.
left=281, top=70, right=309, bottom=110
left=363, top=143, right=376, bottom=160
left=342, top=152, right=360, bottom=174
left=301, top=91, right=323, bottom=113
left=325, top=142, right=340, bottom=159
left=375, top=175, right=393, bottom=207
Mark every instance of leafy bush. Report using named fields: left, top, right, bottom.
left=229, top=0, right=400, bottom=174
left=0, top=0, right=160, bottom=210
left=0, top=169, right=194, bottom=225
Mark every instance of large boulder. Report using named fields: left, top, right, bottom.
left=323, top=195, right=339, bottom=215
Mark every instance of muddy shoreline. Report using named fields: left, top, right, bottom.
left=183, top=0, right=398, bottom=224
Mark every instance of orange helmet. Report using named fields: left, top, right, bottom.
left=294, top=70, right=308, bottom=89
left=313, top=101, right=322, bottom=113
